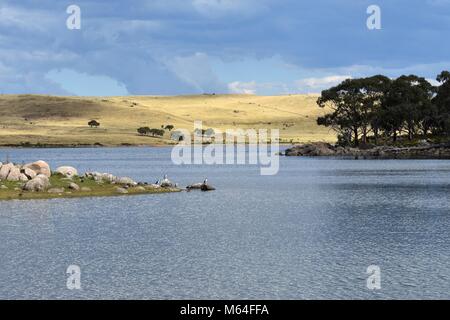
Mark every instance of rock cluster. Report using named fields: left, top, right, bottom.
left=0, top=160, right=51, bottom=183
left=186, top=181, right=216, bottom=191
left=84, top=172, right=138, bottom=187
left=284, top=142, right=450, bottom=159
left=1, top=160, right=183, bottom=196
left=0, top=160, right=81, bottom=192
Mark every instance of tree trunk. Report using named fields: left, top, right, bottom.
left=393, top=131, right=397, bottom=142
left=353, top=127, right=359, bottom=146
left=362, top=126, right=367, bottom=145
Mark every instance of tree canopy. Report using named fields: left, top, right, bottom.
left=88, top=120, right=100, bottom=128
left=317, top=72, right=450, bottom=146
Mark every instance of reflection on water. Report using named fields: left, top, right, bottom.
left=0, top=147, right=450, bottom=299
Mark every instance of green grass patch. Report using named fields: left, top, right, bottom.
left=0, top=174, right=180, bottom=201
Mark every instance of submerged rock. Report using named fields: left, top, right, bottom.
left=187, top=179, right=216, bottom=192
left=186, top=182, right=203, bottom=190
left=201, top=184, right=216, bottom=191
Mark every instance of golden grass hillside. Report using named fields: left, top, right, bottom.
left=0, top=94, right=336, bottom=146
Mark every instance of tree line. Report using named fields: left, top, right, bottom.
left=317, top=71, right=450, bottom=146
left=137, top=127, right=165, bottom=137
left=137, top=125, right=174, bottom=137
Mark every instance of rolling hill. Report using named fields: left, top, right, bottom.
left=0, top=94, right=335, bottom=146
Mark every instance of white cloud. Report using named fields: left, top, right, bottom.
left=227, top=81, right=290, bottom=95
left=228, top=81, right=257, bottom=94
left=426, top=78, right=441, bottom=86
left=192, top=0, right=269, bottom=18
left=295, top=75, right=352, bottom=92
left=0, top=5, right=57, bottom=32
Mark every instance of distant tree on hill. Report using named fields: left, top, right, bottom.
left=137, top=127, right=151, bottom=136
left=149, top=128, right=165, bottom=137
left=165, top=125, right=174, bottom=131
left=88, top=120, right=100, bottom=128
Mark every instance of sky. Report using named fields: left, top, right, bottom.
left=0, top=0, right=449, bottom=96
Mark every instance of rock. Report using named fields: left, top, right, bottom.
left=85, top=172, right=116, bottom=183
left=48, top=188, right=64, bottom=194
left=186, top=180, right=215, bottom=191
left=56, top=166, right=78, bottom=178
left=23, top=174, right=51, bottom=192
left=19, top=174, right=29, bottom=182
left=114, top=177, right=137, bottom=186
left=85, top=172, right=138, bottom=186
left=23, top=160, right=51, bottom=177
left=115, top=187, right=128, bottom=194
left=135, top=186, right=146, bottom=191
left=285, top=142, right=336, bottom=157
left=22, top=167, right=37, bottom=180
left=0, top=163, right=14, bottom=180
left=68, top=182, right=80, bottom=191
left=81, top=187, right=92, bottom=192
left=101, top=173, right=116, bottom=183
left=201, top=184, right=216, bottom=191
left=0, top=185, right=8, bottom=190
left=6, top=166, right=21, bottom=181
left=186, top=183, right=203, bottom=190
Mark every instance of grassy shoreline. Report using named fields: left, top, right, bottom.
left=0, top=174, right=181, bottom=201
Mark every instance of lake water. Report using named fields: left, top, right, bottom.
left=0, top=147, right=450, bottom=299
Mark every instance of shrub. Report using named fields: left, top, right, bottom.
left=88, top=120, right=100, bottom=128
